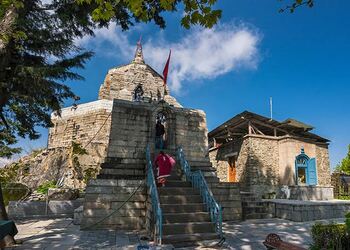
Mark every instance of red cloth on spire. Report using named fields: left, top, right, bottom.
left=162, top=50, right=171, bottom=85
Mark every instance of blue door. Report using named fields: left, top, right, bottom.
left=307, top=158, right=317, bottom=185
left=295, top=148, right=318, bottom=186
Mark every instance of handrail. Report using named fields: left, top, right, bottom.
left=146, top=145, right=163, bottom=245
left=176, top=147, right=223, bottom=238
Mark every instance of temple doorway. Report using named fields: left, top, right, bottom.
left=228, top=156, right=236, bottom=182
left=155, top=112, right=167, bottom=149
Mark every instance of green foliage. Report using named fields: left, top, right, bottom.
left=0, top=162, right=23, bottom=184
left=0, top=0, right=95, bottom=157
left=279, top=0, right=314, bottom=13
left=335, top=145, right=350, bottom=174
left=346, top=212, right=350, bottom=233
left=36, top=180, right=56, bottom=194
left=310, top=222, right=349, bottom=250
left=72, top=142, right=88, bottom=156
left=1, top=182, right=29, bottom=206
left=76, top=0, right=221, bottom=30
left=83, top=167, right=98, bottom=184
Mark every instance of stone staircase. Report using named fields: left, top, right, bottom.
left=241, top=192, right=272, bottom=220
left=159, top=166, right=220, bottom=248
left=80, top=157, right=147, bottom=230
left=189, top=160, right=242, bottom=221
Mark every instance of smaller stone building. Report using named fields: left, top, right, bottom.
left=208, top=111, right=332, bottom=198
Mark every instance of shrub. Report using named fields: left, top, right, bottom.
left=310, top=223, right=350, bottom=250
left=36, top=180, right=57, bottom=194
left=2, top=183, right=30, bottom=206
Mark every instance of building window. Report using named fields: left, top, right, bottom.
left=295, top=148, right=317, bottom=186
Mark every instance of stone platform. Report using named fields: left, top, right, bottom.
left=264, top=199, right=350, bottom=222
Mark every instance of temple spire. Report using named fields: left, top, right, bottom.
left=132, top=36, right=145, bottom=64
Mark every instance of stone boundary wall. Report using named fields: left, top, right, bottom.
left=264, top=199, right=350, bottom=222
left=8, top=200, right=83, bottom=219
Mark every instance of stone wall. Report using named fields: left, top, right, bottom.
left=316, top=144, right=332, bottom=186
left=245, top=136, right=279, bottom=194
left=106, top=100, right=209, bottom=164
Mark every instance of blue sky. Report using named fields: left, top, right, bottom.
left=9, top=1, right=350, bottom=169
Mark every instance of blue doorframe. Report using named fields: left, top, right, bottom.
left=295, top=148, right=318, bottom=186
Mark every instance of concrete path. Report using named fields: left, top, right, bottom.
left=7, top=217, right=345, bottom=249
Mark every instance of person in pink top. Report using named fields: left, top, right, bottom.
left=154, top=151, right=176, bottom=187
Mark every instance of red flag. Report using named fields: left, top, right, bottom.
left=162, top=50, right=171, bottom=86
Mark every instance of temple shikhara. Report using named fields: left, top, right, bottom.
left=7, top=41, right=349, bottom=248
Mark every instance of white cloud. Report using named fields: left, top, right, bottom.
left=77, top=22, right=261, bottom=94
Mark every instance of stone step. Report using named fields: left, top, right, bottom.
left=165, top=180, right=192, bottom=187
left=158, top=187, right=199, bottom=196
left=101, top=163, right=145, bottom=169
left=166, top=175, right=182, bottom=181
left=191, top=166, right=216, bottom=172
left=162, top=233, right=219, bottom=248
left=88, top=179, right=144, bottom=187
left=84, top=193, right=147, bottom=203
left=163, top=212, right=210, bottom=223
left=162, top=222, right=216, bottom=235
left=83, top=208, right=145, bottom=217
left=99, top=168, right=144, bottom=176
left=161, top=203, right=206, bottom=213
left=85, top=186, right=146, bottom=195
left=81, top=216, right=145, bottom=230
left=97, top=174, right=144, bottom=180
left=160, top=195, right=202, bottom=204
left=204, top=176, right=220, bottom=183
left=215, top=194, right=241, bottom=201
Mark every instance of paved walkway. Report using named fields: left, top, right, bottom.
left=8, top=218, right=345, bottom=249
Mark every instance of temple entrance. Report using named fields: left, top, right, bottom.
left=228, top=156, right=236, bottom=182
left=155, top=112, right=167, bottom=149
left=295, top=148, right=317, bottom=186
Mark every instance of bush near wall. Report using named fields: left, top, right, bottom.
left=310, top=213, right=350, bottom=249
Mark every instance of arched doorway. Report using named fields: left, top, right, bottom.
left=155, top=112, right=167, bottom=149
left=295, top=148, right=317, bottom=186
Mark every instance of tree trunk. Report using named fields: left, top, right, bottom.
left=0, top=183, right=16, bottom=246
left=0, top=183, right=8, bottom=220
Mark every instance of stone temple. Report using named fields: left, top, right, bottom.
left=47, top=42, right=242, bottom=246
left=41, top=41, right=350, bottom=246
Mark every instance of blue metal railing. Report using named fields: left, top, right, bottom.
left=146, top=145, right=163, bottom=245
left=176, top=147, right=223, bottom=238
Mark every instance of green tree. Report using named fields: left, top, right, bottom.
left=335, top=145, right=350, bottom=174
left=0, top=1, right=221, bottom=241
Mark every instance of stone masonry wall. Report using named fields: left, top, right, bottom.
left=106, top=100, right=153, bottom=162
left=106, top=100, right=210, bottom=164
left=175, top=108, right=209, bottom=163
left=316, top=144, right=332, bottom=186
left=48, top=100, right=113, bottom=169
left=245, top=136, right=279, bottom=195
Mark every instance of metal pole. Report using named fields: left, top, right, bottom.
left=270, top=97, right=273, bottom=120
